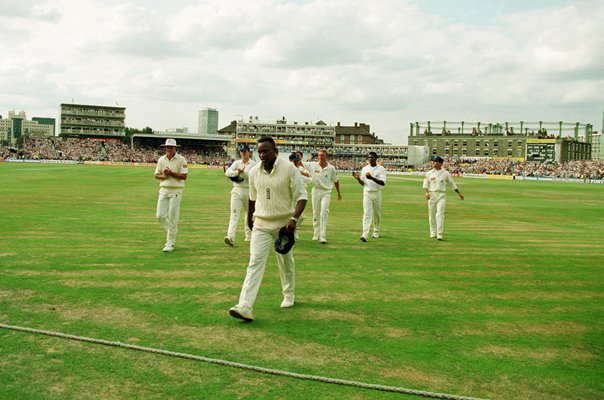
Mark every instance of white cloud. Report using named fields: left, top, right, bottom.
left=0, top=0, right=603, bottom=144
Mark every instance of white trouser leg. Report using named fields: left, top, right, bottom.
left=371, top=191, right=382, bottom=237
left=428, top=192, right=446, bottom=236
left=237, top=228, right=274, bottom=311
left=227, top=188, right=249, bottom=241
left=276, top=246, right=295, bottom=302
left=242, top=193, right=251, bottom=241
left=319, top=192, right=331, bottom=241
left=428, top=196, right=437, bottom=236
left=311, top=188, right=321, bottom=239
left=156, top=192, right=181, bottom=246
left=362, top=192, right=373, bottom=238
left=435, top=193, right=447, bottom=236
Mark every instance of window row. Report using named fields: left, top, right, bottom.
left=432, top=148, right=524, bottom=157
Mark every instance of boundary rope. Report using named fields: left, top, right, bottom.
left=1, top=323, right=487, bottom=400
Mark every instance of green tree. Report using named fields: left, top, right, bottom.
left=123, top=126, right=153, bottom=144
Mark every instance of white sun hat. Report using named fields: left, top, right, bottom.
left=160, top=138, right=180, bottom=147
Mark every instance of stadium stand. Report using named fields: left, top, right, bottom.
left=7, top=137, right=603, bottom=179
left=19, top=137, right=229, bottom=165
left=415, top=157, right=604, bottom=179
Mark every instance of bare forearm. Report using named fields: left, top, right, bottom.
left=247, top=200, right=256, bottom=229
left=293, top=199, right=307, bottom=219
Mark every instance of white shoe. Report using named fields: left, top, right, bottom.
left=360, top=236, right=367, bottom=242
left=162, top=244, right=174, bottom=252
left=280, top=298, right=295, bottom=308
left=312, top=236, right=318, bottom=241
left=229, top=305, right=254, bottom=321
left=224, top=237, right=234, bottom=246
left=372, top=234, right=379, bottom=239
left=430, top=234, right=436, bottom=239
left=437, top=236, right=443, bottom=241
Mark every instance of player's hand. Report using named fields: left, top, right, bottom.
left=337, top=193, right=342, bottom=201
left=163, top=167, right=172, bottom=176
left=352, top=171, right=359, bottom=179
left=285, top=219, right=297, bottom=233
left=425, top=193, right=431, bottom=200
left=366, top=172, right=373, bottom=180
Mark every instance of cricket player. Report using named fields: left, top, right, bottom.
left=352, top=151, right=386, bottom=242
left=304, top=149, right=341, bottom=244
left=229, top=136, right=307, bottom=322
left=154, top=138, right=188, bottom=252
left=422, top=156, right=464, bottom=240
left=224, top=144, right=257, bottom=246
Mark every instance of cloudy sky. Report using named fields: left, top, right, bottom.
left=1, top=0, right=603, bottom=144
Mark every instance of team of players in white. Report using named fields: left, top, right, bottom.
left=154, top=138, right=463, bottom=320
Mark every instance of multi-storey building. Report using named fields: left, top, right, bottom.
left=59, top=103, right=126, bottom=137
left=163, top=127, right=189, bottom=135
left=218, top=117, right=426, bottom=167
left=592, top=132, right=602, bottom=160
left=0, top=111, right=54, bottom=145
left=218, top=117, right=336, bottom=157
left=579, top=132, right=601, bottom=160
left=198, top=108, right=219, bottom=135
left=32, top=117, right=56, bottom=136
left=334, top=122, right=380, bottom=145
left=408, top=120, right=594, bottom=162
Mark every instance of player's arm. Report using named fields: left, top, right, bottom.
left=423, top=177, right=430, bottom=199
left=287, top=199, right=307, bottom=233
left=368, top=174, right=385, bottom=186
left=154, top=163, right=165, bottom=180
left=247, top=199, right=255, bottom=230
left=334, top=180, right=342, bottom=201
left=448, top=174, right=463, bottom=200
left=225, top=161, right=239, bottom=177
left=352, top=171, right=364, bottom=186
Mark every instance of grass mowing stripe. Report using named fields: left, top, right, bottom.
left=1, top=162, right=603, bottom=400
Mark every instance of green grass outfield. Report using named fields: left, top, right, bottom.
left=1, top=162, right=603, bottom=400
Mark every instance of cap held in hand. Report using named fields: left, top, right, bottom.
left=274, top=226, right=295, bottom=254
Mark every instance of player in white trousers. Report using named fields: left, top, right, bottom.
left=154, top=139, right=188, bottom=252
left=352, top=152, right=386, bottom=242
left=423, top=156, right=464, bottom=240
left=229, top=137, right=307, bottom=322
left=304, top=149, right=341, bottom=243
left=224, top=145, right=257, bottom=246
left=289, top=151, right=311, bottom=239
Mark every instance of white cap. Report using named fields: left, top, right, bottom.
left=160, top=138, right=180, bottom=147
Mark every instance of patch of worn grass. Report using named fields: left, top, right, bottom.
left=1, top=162, right=603, bottom=399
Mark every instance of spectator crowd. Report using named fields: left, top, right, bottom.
left=3, top=137, right=229, bottom=166
left=1, top=138, right=602, bottom=179
left=414, top=157, right=604, bottom=179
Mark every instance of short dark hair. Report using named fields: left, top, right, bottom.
left=368, top=151, right=378, bottom=158
left=257, top=136, right=276, bottom=150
